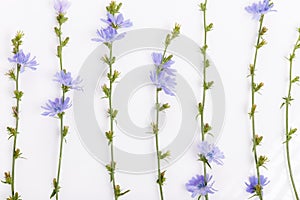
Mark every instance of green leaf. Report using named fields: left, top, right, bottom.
left=206, top=23, right=213, bottom=32
left=54, top=27, right=61, bottom=37
left=248, top=104, right=257, bottom=118
left=159, top=103, right=170, bottom=111
left=159, top=150, right=171, bottom=160
left=199, top=3, right=206, bottom=11
left=105, top=131, right=114, bottom=144
left=203, top=123, right=212, bottom=134
left=156, top=170, right=166, bottom=185
left=62, top=37, right=69, bottom=47
left=204, top=81, right=214, bottom=90
left=5, top=69, right=16, bottom=80
left=101, top=84, right=110, bottom=98
left=253, top=82, right=264, bottom=92
left=257, top=155, right=268, bottom=169
left=151, top=123, right=159, bottom=135
left=292, top=76, right=299, bottom=83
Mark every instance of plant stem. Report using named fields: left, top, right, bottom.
left=200, top=0, right=208, bottom=199
left=155, top=89, right=164, bottom=200
left=11, top=65, right=21, bottom=198
left=54, top=23, right=65, bottom=200
left=250, top=15, right=265, bottom=200
left=285, top=34, right=300, bottom=200
left=108, top=44, right=118, bottom=200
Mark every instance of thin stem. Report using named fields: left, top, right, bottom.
left=55, top=115, right=64, bottom=200
left=155, top=89, right=164, bottom=200
left=54, top=22, right=65, bottom=200
left=58, top=23, right=63, bottom=71
left=11, top=65, right=21, bottom=197
left=108, top=44, right=118, bottom=200
left=200, top=0, right=208, bottom=199
left=285, top=34, right=300, bottom=200
left=250, top=15, right=265, bottom=200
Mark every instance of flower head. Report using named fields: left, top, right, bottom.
left=54, top=0, right=71, bottom=14
left=101, top=13, right=132, bottom=29
left=53, top=70, right=83, bottom=91
left=41, top=97, right=71, bottom=117
left=150, top=70, right=176, bottom=96
left=8, top=50, right=38, bottom=73
left=198, top=141, right=225, bottom=165
left=91, top=26, right=125, bottom=43
left=186, top=174, right=216, bottom=198
left=245, top=0, right=275, bottom=20
left=152, top=52, right=176, bottom=76
left=245, top=175, right=269, bottom=194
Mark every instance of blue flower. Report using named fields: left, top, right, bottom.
left=198, top=141, right=225, bottom=165
left=245, top=0, right=275, bottom=20
left=152, top=52, right=176, bottom=76
left=91, top=26, right=125, bottom=43
left=8, top=50, right=38, bottom=73
left=41, top=97, right=71, bottom=117
left=150, top=70, right=176, bottom=96
left=53, top=70, right=83, bottom=91
left=101, top=13, right=132, bottom=29
left=186, top=174, right=216, bottom=198
left=245, top=175, right=269, bottom=194
left=54, top=0, right=71, bottom=14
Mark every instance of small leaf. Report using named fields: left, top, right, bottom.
left=292, top=76, right=299, bottom=83
left=248, top=104, right=257, bottom=118
left=62, top=37, right=69, bottom=47
left=204, top=81, right=214, bottom=90
left=199, top=3, right=206, bottom=11
left=258, top=155, right=269, bottom=169
left=159, top=150, right=171, bottom=160
left=101, top=84, right=110, bottom=98
left=159, top=103, right=170, bottom=111
left=206, top=23, right=213, bottom=32
left=54, top=27, right=61, bottom=37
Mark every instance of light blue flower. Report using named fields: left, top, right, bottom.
left=53, top=70, right=83, bottom=91
left=54, top=0, right=71, bottom=14
left=150, top=70, right=176, bottom=96
left=101, top=13, right=132, bottom=29
left=91, top=26, right=125, bottom=43
left=245, top=175, right=269, bottom=194
left=245, top=0, right=275, bottom=20
left=198, top=141, right=225, bottom=165
left=41, top=97, right=71, bottom=117
left=152, top=52, right=176, bottom=76
left=186, top=174, right=216, bottom=198
left=8, top=50, right=38, bottom=73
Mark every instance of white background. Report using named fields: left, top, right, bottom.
left=1, top=0, right=300, bottom=199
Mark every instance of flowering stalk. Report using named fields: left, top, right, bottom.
left=281, top=28, right=300, bottom=200
left=149, top=24, right=180, bottom=200
left=2, top=32, right=38, bottom=200
left=45, top=1, right=76, bottom=199
left=92, top=1, right=132, bottom=199
left=244, top=0, right=274, bottom=198
left=198, top=1, right=214, bottom=199
left=185, top=2, right=225, bottom=199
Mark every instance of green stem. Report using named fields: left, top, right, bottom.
left=11, top=65, right=21, bottom=197
left=58, top=23, right=63, bottom=71
left=55, top=115, right=65, bottom=200
left=250, top=15, right=265, bottom=200
left=155, top=89, right=164, bottom=200
left=285, top=35, right=300, bottom=200
left=54, top=22, right=65, bottom=200
left=200, top=0, right=208, bottom=199
left=108, top=44, right=118, bottom=200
